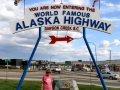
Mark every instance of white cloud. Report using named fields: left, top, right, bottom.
left=99, top=39, right=120, bottom=48
left=99, top=40, right=110, bottom=48
left=102, top=17, right=120, bottom=21
left=100, top=1, right=120, bottom=14
left=111, top=39, right=120, bottom=46
left=116, top=4, right=120, bottom=9
left=0, top=35, right=3, bottom=40
left=97, top=50, right=109, bottom=57
left=67, top=0, right=90, bottom=5
left=113, top=52, right=120, bottom=57
left=97, top=39, right=120, bottom=60
left=104, top=3, right=114, bottom=7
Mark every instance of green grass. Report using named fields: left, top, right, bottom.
left=0, top=79, right=41, bottom=90
left=0, top=79, right=119, bottom=90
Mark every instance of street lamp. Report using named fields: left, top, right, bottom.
left=50, top=55, right=55, bottom=68
left=88, top=42, right=97, bottom=65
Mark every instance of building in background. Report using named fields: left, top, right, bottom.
left=0, top=59, right=22, bottom=69
left=0, top=58, right=120, bottom=71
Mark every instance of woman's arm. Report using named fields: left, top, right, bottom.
left=41, top=83, right=43, bottom=90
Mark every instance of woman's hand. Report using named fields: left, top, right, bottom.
left=41, top=83, right=43, bottom=90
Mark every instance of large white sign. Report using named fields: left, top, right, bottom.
left=9, top=4, right=114, bottom=34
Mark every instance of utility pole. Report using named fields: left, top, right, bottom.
left=109, top=50, right=111, bottom=71
left=6, top=61, right=8, bottom=81
left=90, top=58, right=92, bottom=85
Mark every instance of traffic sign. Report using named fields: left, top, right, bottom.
left=5, top=59, right=11, bottom=63
left=47, top=64, right=50, bottom=67
left=78, top=60, right=82, bottom=62
left=65, top=61, right=71, bottom=65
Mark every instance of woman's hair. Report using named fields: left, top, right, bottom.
left=46, top=69, right=52, bottom=74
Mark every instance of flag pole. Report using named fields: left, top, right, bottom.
left=24, top=0, right=25, bottom=15
left=61, top=0, right=63, bottom=4
left=99, top=0, right=100, bottom=9
left=99, top=0, right=100, bottom=19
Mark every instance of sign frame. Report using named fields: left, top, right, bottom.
left=9, top=3, right=113, bottom=90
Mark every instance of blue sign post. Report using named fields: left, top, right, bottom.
left=83, top=27, right=108, bottom=90
left=16, top=27, right=42, bottom=90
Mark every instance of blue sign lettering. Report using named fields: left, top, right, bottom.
left=45, top=17, right=52, bottom=24
left=105, top=23, right=111, bottom=31
left=53, top=16, right=60, bottom=24
left=15, top=16, right=112, bottom=32
left=90, top=20, right=100, bottom=28
left=82, top=18, right=89, bottom=26
left=30, top=19, right=37, bottom=27
left=16, top=22, right=23, bottom=31
left=74, top=17, right=81, bottom=25
left=98, top=22, right=104, bottom=30
left=22, top=21, right=29, bottom=29
left=37, top=18, right=44, bottom=25
left=64, top=16, right=71, bottom=24
left=34, top=11, right=58, bottom=17
left=62, top=11, right=90, bottom=18
left=62, top=11, right=66, bottom=15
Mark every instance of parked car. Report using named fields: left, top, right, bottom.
left=81, top=67, right=90, bottom=72
left=39, top=67, right=47, bottom=70
left=66, top=68, right=71, bottom=71
left=71, top=68, right=79, bottom=71
left=97, top=71, right=120, bottom=80
left=50, top=66, right=61, bottom=73
left=91, top=68, right=96, bottom=72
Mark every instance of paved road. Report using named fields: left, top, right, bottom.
left=0, top=71, right=120, bottom=88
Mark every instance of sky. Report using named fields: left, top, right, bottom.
left=0, top=0, right=120, bottom=62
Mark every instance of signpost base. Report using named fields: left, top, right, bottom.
left=52, top=79, right=79, bottom=90
left=83, top=27, right=108, bottom=90
left=16, top=27, right=42, bottom=90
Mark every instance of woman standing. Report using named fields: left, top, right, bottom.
left=41, top=69, right=53, bottom=90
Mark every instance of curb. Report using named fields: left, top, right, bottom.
left=77, top=82, right=120, bottom=88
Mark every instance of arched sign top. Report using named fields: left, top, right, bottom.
left=9, top=4, right=114, bottom=34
